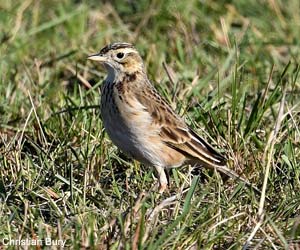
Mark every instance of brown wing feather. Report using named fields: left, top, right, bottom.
left=134, top=78, right=266, bottom=196
left=134, top=79, right=226, bottom=167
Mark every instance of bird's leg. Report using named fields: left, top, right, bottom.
left=154, top=165, right=168, bottom=193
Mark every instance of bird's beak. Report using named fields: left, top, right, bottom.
left=87, top=53, right=106, bottom=62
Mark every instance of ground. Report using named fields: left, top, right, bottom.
left=0, top=0, right=299, bottom=249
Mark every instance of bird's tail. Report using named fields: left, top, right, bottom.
left=195, top=162, right=263, bottom=197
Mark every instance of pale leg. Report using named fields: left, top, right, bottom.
left=154, top=165, right=168, bottom=193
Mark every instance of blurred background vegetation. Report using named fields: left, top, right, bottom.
left=0, top=0, right=299, bottom=249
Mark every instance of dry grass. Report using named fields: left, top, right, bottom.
left=0, top=0, right=300, bottom=249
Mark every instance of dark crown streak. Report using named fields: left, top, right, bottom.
left=99, top=42, right=134, bottom=55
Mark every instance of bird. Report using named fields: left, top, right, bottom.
left=87, top=42, right=253, bottom=193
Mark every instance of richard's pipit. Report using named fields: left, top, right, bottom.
left=88, top=42, right=247, bottom=193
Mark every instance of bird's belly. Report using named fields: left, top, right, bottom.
left=101, top=108, right=186, bottom=168
left=104, top=115, right=138, bottom=158
left=100, top=86, right=186, bottom=168
left=101, top=101, right=161, bottom=166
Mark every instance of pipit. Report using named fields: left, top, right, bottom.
left=88, top=42, right=248, bottom=193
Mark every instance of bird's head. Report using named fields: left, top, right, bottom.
left=88, top=42, right=144, bottom=75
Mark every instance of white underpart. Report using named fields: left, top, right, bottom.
left=101, top=68, right=164, bottom=167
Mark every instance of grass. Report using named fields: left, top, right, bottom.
left=0, top=0, right=300, bottom=249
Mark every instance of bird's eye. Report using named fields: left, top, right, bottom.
left=116, top=52, right=124, bottom=59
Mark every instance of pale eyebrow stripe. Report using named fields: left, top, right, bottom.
left=115, top=48, right=138, bottom=54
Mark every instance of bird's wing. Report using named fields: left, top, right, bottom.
left=134, top=81, right=266, bottom=197
left=134, top=81, right=226, bottom=168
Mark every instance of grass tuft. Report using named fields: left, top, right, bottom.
left=0, top=0, right=300, bottom=249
